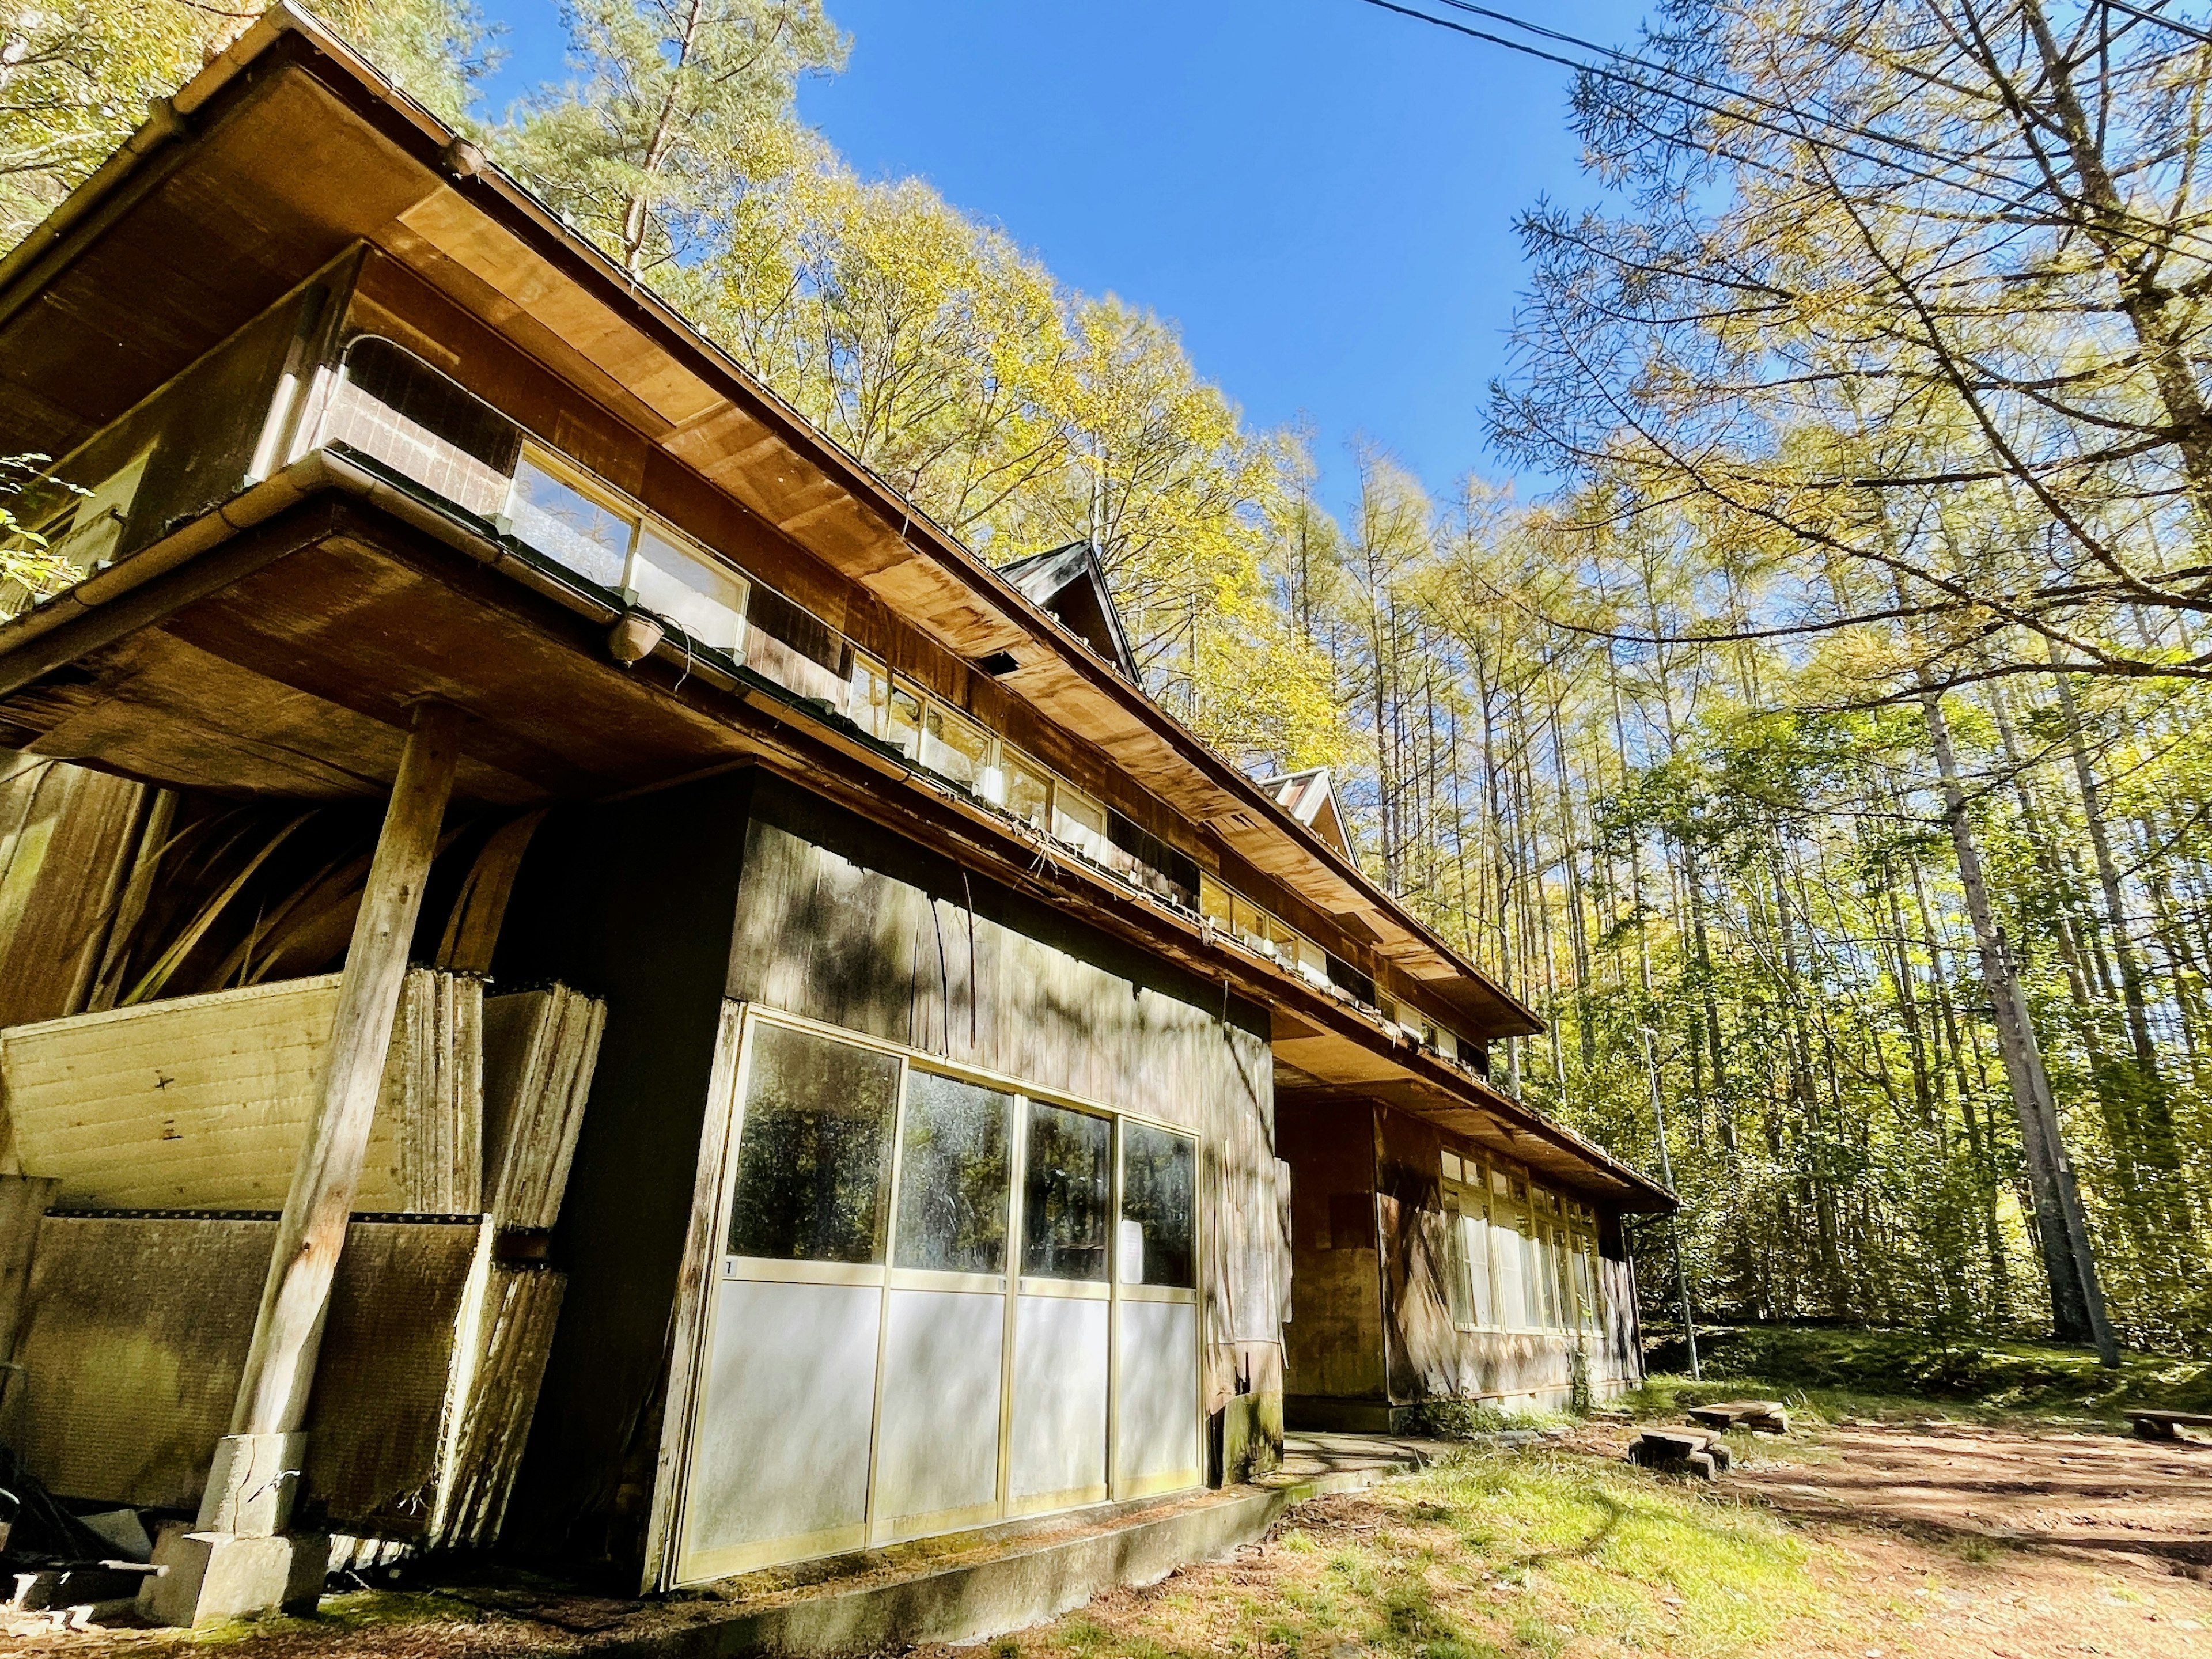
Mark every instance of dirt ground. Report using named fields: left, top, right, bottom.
left=1724, top=1418, right=2212, bottom=1579
left=9, top=1421, right=2211, bottom=1657
left=971, top=1420, right=2212, bottom=1659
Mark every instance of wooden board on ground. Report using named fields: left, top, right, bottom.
left=1685, top=1399, right=1789, bottom=1434
left=1630, top=1426, right=1732, bottom=1475
left=2130, top=1410, right=2212, bottom=1440
left=0, top=969, right=482, bottom=1213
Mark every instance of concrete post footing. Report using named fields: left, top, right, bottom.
left=137, top=1524, right=330, bottom=1628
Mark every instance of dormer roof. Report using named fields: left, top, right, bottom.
left=1258, top=767, right=1351, bottom=858
left=995, top=542, right=1137, bottom=680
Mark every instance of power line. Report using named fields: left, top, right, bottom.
left=1354, top=0, right=2212, bottom=264
left=2100, top=0, right=2212, bottom=49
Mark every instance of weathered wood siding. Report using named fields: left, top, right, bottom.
left=729, top=777, right=1284, bottom=1415
left=1279, top=1097, right=1385, bottom=1401
left=495, top=772, right=755, bottom=1564
left=501, top=770, right=1285, bottom=1566
left=0, top=753, right=152, bottom=1036
left=1283, top=1099, right=1643, bottom=1423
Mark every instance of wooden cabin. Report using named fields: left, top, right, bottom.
left=0, top=6, right=1670, bottom=1621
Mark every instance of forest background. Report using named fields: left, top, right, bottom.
left=4, top=0, right=2210, bottom=1357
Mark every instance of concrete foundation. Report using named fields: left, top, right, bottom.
left=546, top=1437, right=1430, bottom=1659
left=138, top=1525, right=330, bottom=1628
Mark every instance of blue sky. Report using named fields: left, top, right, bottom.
left=472, top=1, right=1654, bottom=507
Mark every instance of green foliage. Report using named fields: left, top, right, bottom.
left=1013, top=1451, right=1825, bottom=1659
left=1640, top=1323, right=2212, bottom=1422
left=501, top=0, right=844, bottom=275
left=0, top=0, right=493, bottom=246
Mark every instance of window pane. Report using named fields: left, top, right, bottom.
left=850, top=654, right=889, bottom=736
left=887, top=686, right=923, bottom=761
left=325, top=338, right=520, bottom=517
left=1466, top=1210, right=1494, bottom=1326
left=1199, top=874, right=1233, bottom=928
left=507, top=454, right=633, bottom=589
left=1021, top=1100, right=1111, bottom=1281
left=1005, top=751, right=1051, bottom=828
left=1230, top=897, right=1268, bottom=951
left=727, top=1023, right=900, bottom=1264
left=1445, top=1201, right=1472, bottom=1327
left=632, top=528, right=745, bottom=653
left=1494, top=1209, right=1525, bottom=1326
left=1119, top=1121, right=1195, bottom=1289
left=893, top=1071, right=1012, bottom=1275
left=922, top=703, right=992, bottom=788
left=1052, top=785, right=1107, bottom=859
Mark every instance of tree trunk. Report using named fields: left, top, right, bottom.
left=1922, top=688, right=2117, bottom=1362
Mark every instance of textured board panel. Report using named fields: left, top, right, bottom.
left=1007, top=1294, right=1107, bottom=1508
left=873, top=1287, right=1003, bottom=1535
left=0, top=755, right=147, bottom=1030
left=4, top=1215, right=479, bottom=1524
left=677, top=1278, right=880, bottom=1579
left=305, top=1218, right=486, bottom=1530
left=1116, top=1300, right=1200, bottom=1493
left=1, top=971, right=479, bottom=1212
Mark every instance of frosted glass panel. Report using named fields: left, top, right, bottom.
left=1116, top=1300, right=1198, bottom=1489
left=681, top=1279, right=880, bottom=1565
left=1464, top=1210, right=1493, bottom=1326
left=874, top=1288, right=1005, bottom=1529
left=1009, top=1294, right=1108, bottom=1504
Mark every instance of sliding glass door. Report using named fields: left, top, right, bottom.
left=673, top=1012, right=1202, bottom=1584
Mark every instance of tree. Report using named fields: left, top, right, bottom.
left=1491, top=0, right=2212, bottom=687
left=0, top=0, right=493, bottom=249
left=503, top=0, right=842, bottom=277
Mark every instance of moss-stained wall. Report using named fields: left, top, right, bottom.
left=729, top=778, right=1285, bottom=1423
left=1283, top=1099, right=1643, bottom=1426
left=501, top=771, right=1288, bottom=1567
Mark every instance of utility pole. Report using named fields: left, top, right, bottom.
left=1639, top=1028, right=1699, bottom=1380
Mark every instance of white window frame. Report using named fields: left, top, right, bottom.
left=503, top=441, right=751, bottom=653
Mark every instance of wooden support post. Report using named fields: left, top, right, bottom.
left=229, top=702, right=463, bottom=1440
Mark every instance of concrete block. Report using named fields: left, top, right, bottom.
left=137, top=1525, right=328, bottom=1628
left=196, top=1432, right=306, bottom=1536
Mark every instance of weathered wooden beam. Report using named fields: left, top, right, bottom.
left=228, top=699, right=463, bottom=1439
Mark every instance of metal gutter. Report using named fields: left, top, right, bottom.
left=0, top=452, right=1667, bottom=1207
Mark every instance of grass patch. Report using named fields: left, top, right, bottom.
left=1009, top=1449, right=1825, bottom=1659
left=184, top=1590, right=488, bottom=1646
left=1635, top=1322, right=2212, bottom=1423
left=1402, top=1399, right=1575, bottom=1439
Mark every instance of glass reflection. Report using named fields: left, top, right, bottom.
left=507, top=455, right=632, bottom=589
left=895, top=1071, right=1012, bottom=1274
left=1118, top=1121, right=1195, bottom=1289
left=727, top=1024, right=900, bottom=1263
left=1021, top=1100, right=1112, bottom=1281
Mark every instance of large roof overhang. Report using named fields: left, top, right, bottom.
left=0, top=5, right=1543, bottom=1041
left=0, top=452, right=1672, bottom=1209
